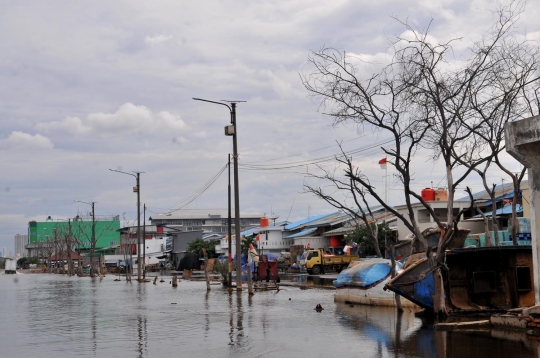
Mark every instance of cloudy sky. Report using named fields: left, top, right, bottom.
left=1, top=0, right=537, bottom=253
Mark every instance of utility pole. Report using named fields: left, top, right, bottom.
left=193, top=97, right=245, bottom=290
left=143, top=203, right=146, bottom=280
left=91, top=201, right=95, bottom=276
left=230, top=102, right=243, bottom=290
left=228, top=153, right=232, bottom=287
left=109, top=169, right=144, bottom=282
left=136, top=172, right=141, bottom=282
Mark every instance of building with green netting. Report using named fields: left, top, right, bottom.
left=27, top=215, right=120, bottom=257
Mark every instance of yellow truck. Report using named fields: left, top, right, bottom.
left=302, top=249, right=359, bottom=275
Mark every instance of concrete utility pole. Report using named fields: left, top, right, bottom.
left=143, top=203, right=146, bottom=279
left=505, top=115, right=540, bottom=304
left=228, top=153, right=233, bottom=287
left=109, top=169, right=144, bottom=282
left=193, top=98, right=245, bottom=290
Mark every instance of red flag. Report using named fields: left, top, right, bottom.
left=378, top=158, right=387, bottom=169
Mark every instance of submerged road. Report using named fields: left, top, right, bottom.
left=0, top=273, right=538, bottom=358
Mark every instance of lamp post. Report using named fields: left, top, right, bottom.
left=228, top=153, right=232, bottom=287
left=109, top=169, right=144, bottom=282
left=193, top=97, right=244, bottom=290
left=74, top=200, right=96, bottom=276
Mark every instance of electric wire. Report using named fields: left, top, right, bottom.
left=146, top=163, right=228, bottom=214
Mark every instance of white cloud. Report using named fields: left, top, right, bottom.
left=35, top=116, right=91, bottom=135
left=0, top=131, right=54, bottom=149
left=192, top=131, right=208, bottom=139
left=35, top=103, right=186, bottom=137
left=172, top=136, right=188, bottom=145
left=144, top=34, right=173, bottom=45
left=526, top=31, right=540, bottom=42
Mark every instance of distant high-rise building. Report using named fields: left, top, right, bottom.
left=1, top=247, right=6, bottom=258
left=15, top=234, right=29, bottom=258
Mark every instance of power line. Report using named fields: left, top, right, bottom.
left=239, top=138, right=394, bottom=171
left=147, top=163, right=228, bottom=214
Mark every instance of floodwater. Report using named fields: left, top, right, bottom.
left=0, top=273, right=538, bottom=358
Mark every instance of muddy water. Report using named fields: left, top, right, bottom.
left=0, top=273, right=537, bottom=358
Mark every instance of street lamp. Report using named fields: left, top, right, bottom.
left=193, top=97, right=244, bottom=290
left=109, top=169, right=144, bottom=282
left=74, top=200, right=96, bottom=276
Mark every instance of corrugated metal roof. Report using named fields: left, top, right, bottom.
left=284, top=207, right=395, bottom=233
left=474, top=204, right=522, bottom=217
left=323, top=226, right=355, bottom=236
left=236, top=221, right=287, bottom=238
left=284, top=212, right=336, bottom=230
left=284, top=228, right=318, bottom=238
left=457, top=181, right=528, bottom=203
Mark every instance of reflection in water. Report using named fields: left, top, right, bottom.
left=138, top=315, right=147, bottom=358
left=236, top=292, right=244, bottom=346
left=91, top=279, right=97, bottom=356
left=286, top=274, right=335, bottom=287
left=1, top=274, right=539, bottom=358
left=335, top=303, right=425, bottom=355
left=205, top=292, right=210, bottom=337
left=227, top=291, right=247, bottom=349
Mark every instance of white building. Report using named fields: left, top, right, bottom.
left=139, top=236, right=171, bottom=265
left=149, top=209, right=276, bottom=234
left=394, top=200, right=483, bottom=240
left=15, top=234, right=28, bottom=258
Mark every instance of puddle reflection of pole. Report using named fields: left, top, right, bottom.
left=205, top=292, right=210, bottom=334
left=136, top=284, right=147, bottom=357
left=91, top=281, right=97, bottom=355
left=236, top=292, right=244, bottom=345
left=393, top=311, right=403, bottom=358
left=228, top=292, right=234, bottom=345
left=137, top=315, right=147, bottom=358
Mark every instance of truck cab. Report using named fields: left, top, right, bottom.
left=303, top=248, right=359, bottom=275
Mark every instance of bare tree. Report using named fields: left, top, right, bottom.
left=72, top=213, right=113, bottom=277
left=455, top=5, right=540, bottom=244
left=302, top=2, right=534, bottom=316
left=51, top=219, right=77, bottom=275
left=304, top=146, right=384, bottom=258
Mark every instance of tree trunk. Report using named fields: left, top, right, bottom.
left=387, top=245, right=403, bottom=312
left=372, top=223, right=383, bottom=258
left=431, top=266, right=447, bottom=317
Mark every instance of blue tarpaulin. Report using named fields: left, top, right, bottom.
left=333, top=258, right=397, bottom=288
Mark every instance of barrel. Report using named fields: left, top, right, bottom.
left=422, top=188, right=435, bottom=201
left=434, top=188, right=448, bottom=201
left=260, top=217, right=269, bottom=227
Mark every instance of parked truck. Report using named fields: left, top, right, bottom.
left=4, top=258, right=16, bottom=274
left=302, top=249, right=359, bottom=275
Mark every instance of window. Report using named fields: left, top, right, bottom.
left=516, top=266, right=532, bottom=292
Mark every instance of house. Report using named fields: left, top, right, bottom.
left=219, top=207, right=396, bottom=257
left=394, top=197, right=482, bottom=241
left=394, top=183, right=531, bottom=242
